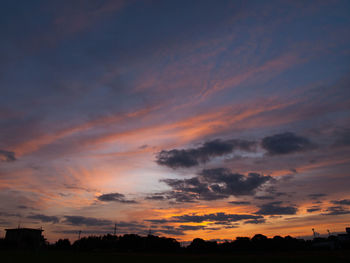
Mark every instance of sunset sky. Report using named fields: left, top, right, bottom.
left=1, top=0, right=350, bottom=243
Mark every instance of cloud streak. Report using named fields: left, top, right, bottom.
left=172, top=212, right=263, bottom=223
left=27, top=214, right=60, bottom=223
left=63, top=216, right=113, bottom=226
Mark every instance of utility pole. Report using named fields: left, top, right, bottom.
left=113, top=224, right=117, bottom=236
left=78, top=230, right=82, bottom=240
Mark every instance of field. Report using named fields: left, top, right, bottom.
left=1, top=250, right=350, bottom=263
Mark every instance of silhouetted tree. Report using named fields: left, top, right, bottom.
left=54, top=239, right=71, bottom=250
left=188, top=238, right=217, bottom=253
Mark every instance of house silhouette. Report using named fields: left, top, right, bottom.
left=5, top=227, right=44, bottom=248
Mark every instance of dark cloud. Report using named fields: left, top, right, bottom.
left=178, top=225, right=206, bottom=231
left=27, top=214, right=60, bottom=223
left=308, top=193, right=327, bottom=199
left=333, top=128, right=350, bottom=147
left=155, top=228, right=185, bottom=236
left=0, top=149, right=16, bottom=162
left=166, top=192, right=199, bottom=203
left=322, top=206, right=350, bottom=216
left=115, top=221, right=145, bottom=228
left=261, top=132, right=313, bottom=155
left=17, top=205, right=37, bottom=210
left=254, top=195, right=276, bottom=200
left=172, top=212, right=263, bottom=223
left=229, top=201, right=251, bottom=205
left=145, top=194, right=166, bottom=201
left=145, top=219, right=169, bottom=224
left=156, top=139, right=256, bottom=169
left=206, top=227, right=222, bottom=231
left=157, top=168, right=271, bottom=203
left=244, top=218, right=266, bottom=224
left=224, top=225, right=239, bottom=229
left=97, top=193, right=137, bottom=203
left=0, top=211, right=21, bottom=217
left=307, top=207, right=321, bottom=213
left=56, top=229, right=112, bottom=235
left=200, top=168, right=272, bottom=196
left=0, top=219, right=10, bottom=225
left=331, top=199, right=350, bottom=206
left=160, top=176, right=225, bottom=202
left=256, top=202, right=298, bottom=215
left=64, top=216, right=113, bottom=226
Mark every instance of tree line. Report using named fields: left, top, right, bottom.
left=1, top=232, right=349, bottom=252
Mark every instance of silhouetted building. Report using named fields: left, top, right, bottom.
left=5, top=228, right=44, bottom=248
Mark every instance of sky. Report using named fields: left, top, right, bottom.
left=1, top=0, right=350, bottom=243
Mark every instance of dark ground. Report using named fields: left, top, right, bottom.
left=1, top=250, right=350, bottom=263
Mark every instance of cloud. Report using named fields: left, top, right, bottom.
left=97, top=192, right=137, bottom=203
left=144, top=219, right=169, bottom=224
left=0, top=150, right=16, bottom=162
left=155, top=228, right=185, bottom=236
left=261, top=132, right=313, bottom=155
left=256, top=202, right=298, bottom=215
left=145, top=194, right=166, bottom=201
left=178, top=225, right=206, bottom=231
left=200, top=168, right=272, bottom=196
left=0, top=211, right=21, bottom=217
left=307, top=207, right=321, bottom=213
left=18, top=205, right=28, bottom=209
left=322, top=206, right=350, bottom=216
left=171, top=212, right=263, bottom=223
left=156, top=168, right=271, bottom=202
left=244, top=218, right=266, bottom=224
left=228, top=201, right=251, bottom=205
left=331, top=199, right=350, bottom=205
left=333, top=128, right=350, bottom=147
left=56, top=229, right=111, bottom=235
left=27, top=214, right=60, bottom=223
left=254, top=195, right=276, bottom=200
left=308, top=193, right=327, bottom=199
left=64, top=216, right=113, bottom=226
left=115, top=221, right=146, bottom=229
left=156, top=139, right=256, bottom=169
